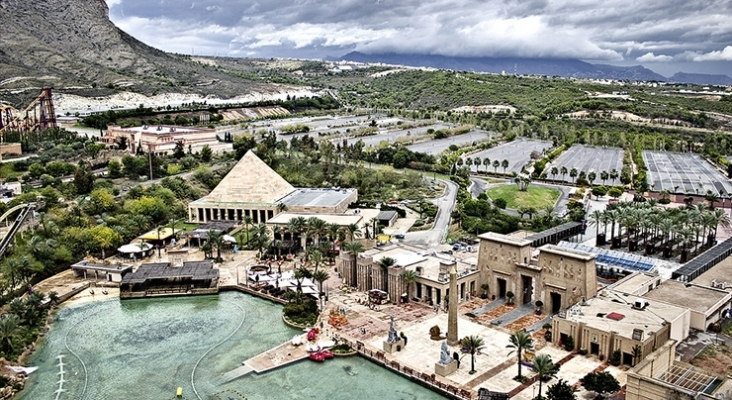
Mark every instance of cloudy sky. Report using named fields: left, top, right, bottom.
left=107, top=0, right=732, bottom=77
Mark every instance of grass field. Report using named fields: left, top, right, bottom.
left=485, top=184, right=561, bottom=210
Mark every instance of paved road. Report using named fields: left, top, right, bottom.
left=402, top=178, right=458, bottom=247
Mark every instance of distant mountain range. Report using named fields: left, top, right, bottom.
left=339, top=52, right=732, bottom=86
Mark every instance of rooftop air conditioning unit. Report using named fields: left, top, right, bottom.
left=633, top=299, right=649, bottom=310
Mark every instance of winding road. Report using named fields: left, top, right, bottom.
left=403, top=178, right=458, bottom=247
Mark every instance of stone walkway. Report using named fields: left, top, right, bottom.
left=465, top=298, right=504, bottom=317
left=493, top=302, right=534, bottom=327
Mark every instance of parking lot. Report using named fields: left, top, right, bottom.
left=468, top=138, right=552, bottom=174
left=406, top=130, right=492, bottom=155
left=342, top=123, right=452, bottom=147
left=643, top=151, right=732, bottom=195
left=548, top=145, right=624, bottom=183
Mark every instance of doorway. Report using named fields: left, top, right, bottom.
left=590, top=342, right=600, bottom=356
left=551, top=292, right=562, bottom=314
left=623, top=352, right=633, bottom=366
left=497, top=278, right=507, bottom=298
left=521, top=275, right=533, bottom=305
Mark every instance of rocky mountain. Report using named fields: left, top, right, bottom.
left=339, top=52, right=732, bottom=85
left=0, top=0, right=273, bottom=105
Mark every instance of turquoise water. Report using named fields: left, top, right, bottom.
left=16, top=292, right=443, bottom=400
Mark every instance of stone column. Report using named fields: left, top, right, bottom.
left=447, top=264, right=458, bottom=346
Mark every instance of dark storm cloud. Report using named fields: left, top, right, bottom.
left=107, top=0, right=732, bottom=73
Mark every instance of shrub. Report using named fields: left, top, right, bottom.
left=494, top=198, right=507, bottom=209
left=610, top=349, right=621, bottom=366
left=579, top=348, right=588, bottom=355
left=563, top=335, right=575, bottom=351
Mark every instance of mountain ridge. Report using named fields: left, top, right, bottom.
left=338, top=51, right=731, bottom=85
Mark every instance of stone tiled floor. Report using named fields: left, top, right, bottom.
left=368, top=313, right=512, bottom=387
left=505, top=313, right=545, bottom=332
left=382, top=302, right=433, bottom=322
left=475, top=304, right=514, bottom=324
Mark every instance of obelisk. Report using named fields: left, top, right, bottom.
left=447, top=263, right=459, bottom=346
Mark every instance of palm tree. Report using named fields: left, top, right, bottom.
left=312, top=269, right=330, bottom=294
left=588, top=171, right=597, bottom=186
left=483, top=158, right=490, bottom=172
left=588, top=210, right=605, bottom=240
left=253, top=224, right=270, bottom=258
left=345, top=223, right=362, bottom=241
left=288, top=216, right=307, bottom=251
left=243, top=215, right=253, bottom=243
left=532, top=354, right=558, bottom=399
left=492, top=160, right=500, bottom=173
left=0, top=314, right=20, bottom=356
left=501, top=159, right=509, bottom=174
left=207, top=230, right=224, bottom=261
left=310, top=249, right=324, bottom=272
left=474, top=157, right=481, bottom=170
left=402, top=270, right=418, bottom=303
left=466, top=157, right=473, bottom=169
left=461, top=335, right=485, bottom=374
left=550, top=166, right=558, bottom=182
left=307, top=217, right=327, bottom=246
left=379, top=257, right=396, bottom=292
left=507, top=330, right=534, bottom=379
left=600, top=170, right=609, bottom=185
left=560, top=166, right=568, bottom=182
left=569, top=167, right=578, bottom=184
left=610, top=169, right=618, bottom=185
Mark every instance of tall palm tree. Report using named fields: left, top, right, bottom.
left=532, top=354, right=558, bottom=399
left=492, top=159, right=500, bottom=173
left=610, top=169, right=618, bottom=185
left=461, top=335, right=485, bottom=374
left=600, top=170, right=609, bottom=185
left=550, top=166, right=558, bottom=182
left=560, top=166, right=568, bottom=182
left=379, top=257, right=396, bottom=292
left=243, top=216, right=253, bottom=243
left=402, top=270, right=418, bottom=303
left=501, top=159, right=509, bottom=174
left=345, top=223, right=362, bottom=241
left=483, top=158, right=490, bottom=172
left=307, top=217, right=327, bottom=246
left=507, top=330, right=534, bottom=379
left=588, top=210, right=605, bottom=240
left=207, top=230, right=224, bottom=261
left=569, top=167, right=578, bottom=184
left=288, top=216, right=307, bottom=251
left=310, top=249, right=324, bottom=272
left=312, top=269, right=330, bottom=294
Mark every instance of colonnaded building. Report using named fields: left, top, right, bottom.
left=339, top=223, right=595, bottom=309
left=188, top=150, right=357, bottom=224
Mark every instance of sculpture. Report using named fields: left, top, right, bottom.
left=387, top=316, right=399, bottom=343
left=439, top=340, right=451, bottom=365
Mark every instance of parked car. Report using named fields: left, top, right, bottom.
left=393, top=233, right=405, bottom=240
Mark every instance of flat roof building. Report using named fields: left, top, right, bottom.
left=642, top=280, right=731, bottom=331
left=120, top=260, right=219, bottom=299
left=101, top=124, right=221, bottom=155
left=551, top=293, right=687, bottom=366
left=71, top=260, right=133, bottom=283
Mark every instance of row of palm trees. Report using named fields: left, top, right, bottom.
left=587, top=200, right=730, bottom=257
left=546, top=166, right=620, bottom=185
left=460, top=156, right=511, bottom=174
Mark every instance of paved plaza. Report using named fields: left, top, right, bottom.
left=643, top=151, right=732, bottom=195
left=548, top=145, right=624, bottom=183
left=468, top=139, right=552, bottom=174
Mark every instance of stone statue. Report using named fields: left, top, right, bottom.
left=387, top=316, right=399, bottom=343
left=439, top=340, right=451, bottom=365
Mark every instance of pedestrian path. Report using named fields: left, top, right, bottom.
left=493, top=302, right=534, bottom=327
left=525, top=315, right=552, bottom=333
left=466, top=298, right=504, bottom=317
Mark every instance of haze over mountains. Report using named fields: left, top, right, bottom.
left=0, top=0, right=730, bottom=107
left=339, top=52, right=732, bottom=86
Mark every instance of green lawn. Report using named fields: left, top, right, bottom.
left=485, top=184, right=561, bottom=210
